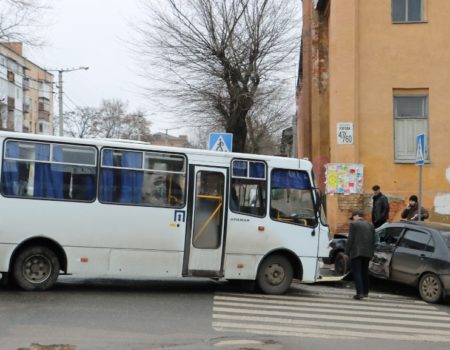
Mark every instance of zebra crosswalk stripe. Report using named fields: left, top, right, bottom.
left=212, top=292, right=450, bottom=342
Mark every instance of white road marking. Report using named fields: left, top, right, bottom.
left=212, top=291, right=450, bottom=342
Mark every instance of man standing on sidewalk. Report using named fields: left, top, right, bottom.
left=371, top=185, right=389, bottom=228
left=345, top=209, right=375, bottom=300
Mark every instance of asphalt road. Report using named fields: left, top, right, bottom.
left=1, top=276, right=450, bottom=350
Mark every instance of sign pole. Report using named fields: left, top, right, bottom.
left=415, top=133, right=425, bottom=220
left=418, top=164, right=422, bottom=221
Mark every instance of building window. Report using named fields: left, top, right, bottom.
left=394, top=95, right=429, bottom=162
left=392, top=0, right=423, bottom=22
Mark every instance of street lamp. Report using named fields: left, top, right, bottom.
left=48, top=66, right=89, bottom=136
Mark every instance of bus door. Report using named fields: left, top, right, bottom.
left=185, top=166, right=227, bottom=277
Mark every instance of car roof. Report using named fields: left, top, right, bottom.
left=388, top=221, right=450, bottom=232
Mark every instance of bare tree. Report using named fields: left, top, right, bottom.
left=64, top=106, right=100, bottom=139
left=0, top=0, right=52, bottom=46
left=245, top=84, right=291, bottom=154
left=120, top=109, right=152, bottom=142
left=95, top=99, right=127, bottom=139
left=134, top=0, right=300, bottom=153
left=62, top=99, right=152, bottom=141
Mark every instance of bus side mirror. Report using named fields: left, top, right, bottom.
left=313, top=189, right=322, bottom=213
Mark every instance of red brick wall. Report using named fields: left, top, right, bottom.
left=334, top=194, right=406, bottom=234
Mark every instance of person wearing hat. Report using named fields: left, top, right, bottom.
left=345, top=209, right=376, bottom=300
left=401, top=195, right=429, bottom=221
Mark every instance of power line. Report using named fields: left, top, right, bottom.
left=63, top=92, right=82, bottom=110
left=46, top=67, right=89, bottom=136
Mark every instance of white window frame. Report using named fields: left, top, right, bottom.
left=392, top=0, right=424, bottom=23
left=393, top=95, right=429, bottom=163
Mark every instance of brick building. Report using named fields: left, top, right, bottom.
left=297, top=0, right=450, bottom=233
left=149, top=132, right=191, bottom=148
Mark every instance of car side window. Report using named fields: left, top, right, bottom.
left=397, top=230, right=432, bottom=251
left=380, top=227, right=403, bottom=244
left=425, top=236, right=435, bottom=252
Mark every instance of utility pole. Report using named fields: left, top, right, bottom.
left=162, top=127, right=183, bottom=146
left=58, top=70, right=63, bottom=137
left=48, top=66, right=89, bottom=136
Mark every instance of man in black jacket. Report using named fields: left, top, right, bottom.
left=401, top=195, right=429, bottom=221
left=371, top=185, right=389, bottom=228
left=345, top=209, right=375, bottom=300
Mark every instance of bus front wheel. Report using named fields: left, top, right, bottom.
left=257, top=255, right=293, bottom=295
left=13, top=246, right=60, bottom=291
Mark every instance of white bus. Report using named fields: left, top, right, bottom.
left=0, top=131, right=330, bottom=294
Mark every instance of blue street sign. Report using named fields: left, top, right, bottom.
left=416, top=133, right=425, bottom=165
left=208, top=133, right=233, bottom=152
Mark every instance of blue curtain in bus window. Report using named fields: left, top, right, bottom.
left=2, top=142, right=20, bottom=195
left=81, top=173, right=95, bottom=201
left=120, top=151, right=143, bottom=203
left=34, top=143, right=63, bottom=199
left=100, top=149, right=114, bottom=202
left=271, top=169, right=311, bottom=190
left=50, top=145, right=64, bottom=198
left=232, top=160, right=247, bottom=177
left=249, top=162, right=265, bottom=178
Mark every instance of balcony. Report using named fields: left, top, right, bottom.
left=7, top=71, right=14, bottom=83
left=23, top=102, right=30, bottom=113
left=38, top=97, right=51, bottom=116
left=7, top=97, right=14, bottom=112
left=38, top=113, right=50, bottom=122
left=23, top=78, right=30, bottom=91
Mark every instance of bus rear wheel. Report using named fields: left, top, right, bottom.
left=257, top=255, right=293, bottom=295
left=13, top=246, right=60, bottom=291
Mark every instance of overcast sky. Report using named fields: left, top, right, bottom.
left=26, top=0, right=299, bottom=139
left=28, top=0, right=180, bottom=135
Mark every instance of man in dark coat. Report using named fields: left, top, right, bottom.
left=401, top=195, right=429, bottom=221
left=371, top=185, right=389, bottom=228
left=345, top=209, right=375, bottom=300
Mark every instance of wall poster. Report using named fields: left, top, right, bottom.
left=325, top=163, right=364, bottom=195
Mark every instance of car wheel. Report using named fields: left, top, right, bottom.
left=257, top=255, right=293, bottom=295
left=13, top=246, right=60, bottom=291
left=334, top=252, right=349, bottom=276
left=419, top=273, right=443, bottom=303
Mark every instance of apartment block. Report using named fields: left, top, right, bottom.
left=0, top=42, right=53, bottom=134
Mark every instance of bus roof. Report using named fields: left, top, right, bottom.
left=0, top=131, right=312, bottom=170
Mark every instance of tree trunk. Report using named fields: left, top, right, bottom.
left=227, top=114, right=248, bottom=152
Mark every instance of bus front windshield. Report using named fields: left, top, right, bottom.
left=270, top=169, right=317, bottom=227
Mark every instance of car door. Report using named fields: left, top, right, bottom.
left=369, top=226, right=404, bottom=279
left=390, top=229, right=434, bottom=285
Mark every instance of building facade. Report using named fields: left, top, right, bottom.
left=149, top=132, right=191, bottom=148
left=298, top=0, right=450, bottom=233
left=0, top=43, right=53, bottom=135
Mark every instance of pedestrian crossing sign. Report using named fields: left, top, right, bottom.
left=208, top=133, right=233, bottom=152
left=416, top=133, right=425, bottom=165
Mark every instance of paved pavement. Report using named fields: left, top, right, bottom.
left=2, top=276, right=450, bottom=349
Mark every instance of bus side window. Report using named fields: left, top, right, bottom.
left=1, top=140, right=97, bottom=202
left=100, top=149, right=186, bottom=208
left=230, top=159, right=266, bottom=217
